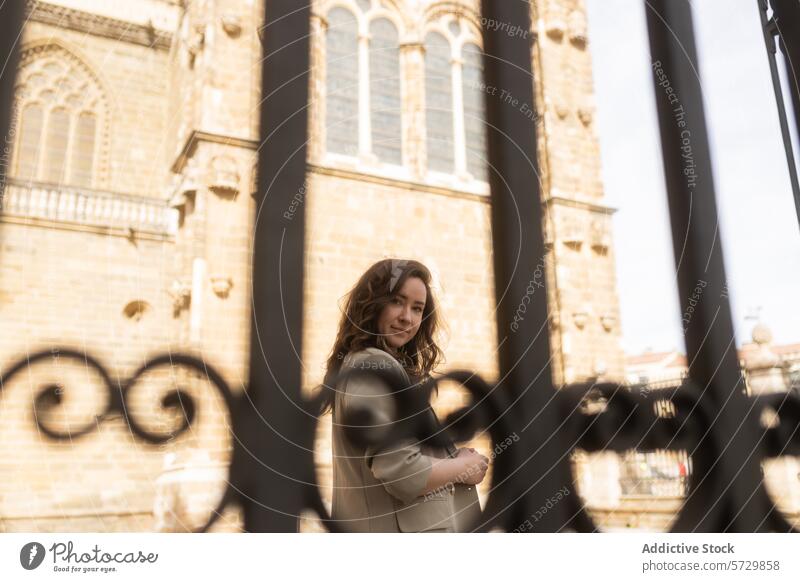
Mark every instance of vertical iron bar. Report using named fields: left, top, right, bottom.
left=480, top=0, right=578, bottom=531
left=0, top=0, right=24, bottom=188
left=645, top=0, right=781, bottom=531
left=758, top=0, right=800, bottom=232
left=243, top=0, right=311, bottom=532
left=770, top=0, right=800, bottom=158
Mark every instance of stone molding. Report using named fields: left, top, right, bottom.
left=171, top=130, right=258, bottom=174
left=26, top=0, right=173, bottom=51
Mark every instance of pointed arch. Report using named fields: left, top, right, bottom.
left=421, top=1, right=484, bottom=41
left=12, top=40, right=111, bottom=188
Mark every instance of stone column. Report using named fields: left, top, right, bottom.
left=401, top=41, right=426, bottom=179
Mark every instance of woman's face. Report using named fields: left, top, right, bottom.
left=377, top=276, right=427, bottom=349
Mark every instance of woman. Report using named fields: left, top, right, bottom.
left=322, top=258, right=489, bottom=532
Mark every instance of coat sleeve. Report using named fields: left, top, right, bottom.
left=341, top=365, right=433, bottom=504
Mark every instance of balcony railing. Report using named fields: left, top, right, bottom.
left=0, top=178, right=176, bottom=236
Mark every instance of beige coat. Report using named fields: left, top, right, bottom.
left=330, top=348, right=481, bottom=532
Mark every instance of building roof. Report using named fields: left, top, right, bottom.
left=626, top=342, right=800, bottom=375
left=626, top=350, right=687, bottom=368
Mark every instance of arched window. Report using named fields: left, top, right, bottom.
left=15, top=104, right=43, bottom=180
left=462, top=43, right=488, bottom=181
left=424, top=32, right=454, bottom=173
left=326, top=7, right=359, bottom=156
left=324, top=4, right=403, bottom=166
left=369, top=18, right=401, bottom=165
left=44, top=108, right=69, bottom=183
left=12, top=44, right=107, bottom=188
left=424, top=22, right=488, bottom=182
left=71, top=112, right=97, bottom=187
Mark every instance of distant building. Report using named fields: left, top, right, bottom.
left=626, top=323, right=800, bottom=395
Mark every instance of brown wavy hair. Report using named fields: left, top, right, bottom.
left=319, top=258, right=445, bottom=413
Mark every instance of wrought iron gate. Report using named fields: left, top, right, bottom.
left=1, top=0, right=799, bottom=532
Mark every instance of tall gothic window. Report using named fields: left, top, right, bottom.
left=70, top=112, right=97, bottom=187
left=15, top=104, right=43, bottom=181
left=424, top=32, right=454, bottom=173
left=12, top=46, right=105, bottom=188
left=44, top=108, right=70, bottom=183
left=326, top=7, right=359, bottom=156
left=369, top=18, right=401, bottom=165
left=324, top=3, right=403, bottom=166
left=424, top=22, right=488, bottom=181
left=462, top=42, right=488, bottom=182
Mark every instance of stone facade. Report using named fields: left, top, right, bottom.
left=0, top=0, right=626, bottom=531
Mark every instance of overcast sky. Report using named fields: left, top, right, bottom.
left=584, top=0, right=800, bottom=355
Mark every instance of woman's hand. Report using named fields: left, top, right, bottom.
left=420, top=447, right=490, bottom=496
left=454, top=448, right=489, bottom=485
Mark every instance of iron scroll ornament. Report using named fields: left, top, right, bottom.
left=0, top=349, right=237, bottom=443
left=0, top=348, right=238, bottom=531
left=2, top=349, right=799, bottom=532
left=303, top=370, right=800, bottom=532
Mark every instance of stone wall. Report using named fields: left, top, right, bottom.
left=0, top=0, right=628, bottom=531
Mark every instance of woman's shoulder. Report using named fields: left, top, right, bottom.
left=343, top=347, right=398, bottom=367
left=342, top=348, right=408, bottom=378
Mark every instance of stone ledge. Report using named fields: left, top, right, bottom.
left=27, top=0, right=173, bottom=51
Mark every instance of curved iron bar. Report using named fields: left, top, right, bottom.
left=559, top=380, right=798, bottom=532
left=1, top=349, right=117, bottom=440
left=141, top=372, right=800, bottom=533
left=3, top=350, right=800, bottom=532
left=0, top=348, right=238, bottom=532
